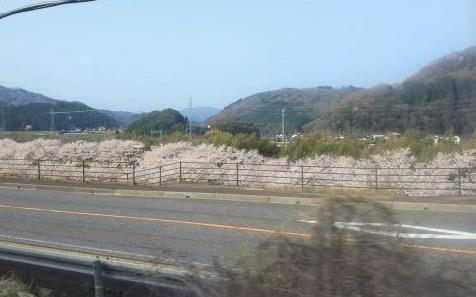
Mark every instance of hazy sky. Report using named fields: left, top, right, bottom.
left=0, top=0, right=475, bottom=112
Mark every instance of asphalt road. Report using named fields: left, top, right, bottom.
left=0, top=187, right=475, bottom=270
left=0, top=188, right=315, bottom=266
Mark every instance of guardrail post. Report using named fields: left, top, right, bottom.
left=236, top=163, right=239, bottom=187
left=94, top=260, right=104, bottom=297
left=132, top=162, right=136, bottom=185
left=301, top=165, right=304, bottom=190
left=82, top=160, right=86, bottom=183
left=179, top=162, right=182, bottom=183
left=374, top=168, right=378, bottom=190
left=159, top=166, right=162, bottom=186
left=37, top=160, right=41, bottom=182
left=458, top=168, right=462, bottom=196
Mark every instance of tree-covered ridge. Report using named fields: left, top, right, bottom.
left=209, top=46, right=476, bottom=136
left=316, top=47, right=476, bottom=135
left=408, top=46, right=476, bottom=82
left=125, top=108, right=187, bottom=136
left=209, top=86, right=360, bottom=136
left=0, top=85, right=58, bottom=106
left=1, top=101, right=117, bottom=131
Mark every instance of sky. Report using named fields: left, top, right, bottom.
left=0, top=0, right=475, bottom=112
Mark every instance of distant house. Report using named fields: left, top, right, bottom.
left=291, top=132, right=310, bottom=140
left=433, top=135, right=460, bottom=144
left=371, top=134, right=385, bottom=141
left=386, top=132, right=402, bottom=139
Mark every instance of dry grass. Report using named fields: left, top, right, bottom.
left=0, top=275, right=35, bottom=297
left=191, top=198, right=476, bottom=297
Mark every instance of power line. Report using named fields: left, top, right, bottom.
left=281, top=107, right=285, bottom=145
left=0, top=0, right=95, bottom=20
left=46, top=109, right=99, bottom=114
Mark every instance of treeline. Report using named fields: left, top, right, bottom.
left=121, top=117, right=469, bottom=161
left=284, top=129, right=463, bottom=161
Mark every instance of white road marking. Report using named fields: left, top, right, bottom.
left=334, top=222, right=476, bottom=239
left=297, top=219, right=318, bottom=224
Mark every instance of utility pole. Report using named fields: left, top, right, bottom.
left=281, top=107, right=286, bottom=145
left=0, top=106, right=6, bottom=131
left=188, top=97, right=193, bottom=140
left=49, top=108, right=55, bottom=132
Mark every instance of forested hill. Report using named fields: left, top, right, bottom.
left=210, top=45, right=476, bottom=136
left=126, top=108, right=187, bottom=136
left=313, top=46, right=476, bottom=135
left=0, top=85, right=117, bottom=130
left=0, top=85, right=58, bottom=106
left=0, top=101, right=117, bottom=131
left=209, top=86, right=361, bottom=136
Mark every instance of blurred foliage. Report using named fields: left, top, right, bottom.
left=198, top=199, right=476, bottom=297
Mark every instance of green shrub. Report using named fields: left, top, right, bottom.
left=205, top=130, right=280, bottom=157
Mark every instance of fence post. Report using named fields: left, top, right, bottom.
left=236, top=163, right=239, bottom=187
left=374, top=168, right=378, bottom=190
left=37, top=160, right=41, bottom=182
left=93, top=260, right=104, bottom=297
left=82, top=160, right=86, bottom=183
left=301, top=164, right=304, bottom=190
left=179, top=162, right=182, bottom=183
left=458, top=168, right=462, bottom=196
left=132, top=162, right=136, bottom=185
left=159, top=166, right=162, bottom=186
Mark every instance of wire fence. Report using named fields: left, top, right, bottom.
left=0, top=159, right=475, bottom=196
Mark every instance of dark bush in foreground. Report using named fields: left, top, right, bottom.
left=194, top=199, right=476, bottom=297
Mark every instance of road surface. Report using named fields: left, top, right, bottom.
left=0, top=187, right=475, bottom=268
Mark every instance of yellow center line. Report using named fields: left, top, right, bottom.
left=0, top=203, right=310, bottom=238
left=403, top=244, right=476, bottom=255
left=1, top=203, right=475, bottom=256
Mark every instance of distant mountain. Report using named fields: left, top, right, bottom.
left=0, top=85, right=59, bottom=105
left=408, top=45, right=476, bottom=82
left=126, top=108, right=187, bottom=136
left=210, top=45, right=476, bottom=136
left=100, top=110, right=146, bottom=127
left=180, top=106, right=220, bottom=123
left=209, top=86, right=360, bottom=136
left=1, top=101, right=117, bottom=131
left=313, top=46, right=476, bottom=135
left=0, top=85, right=117, bottom=131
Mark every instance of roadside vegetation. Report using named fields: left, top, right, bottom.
left=4, top=200, right=474, bottom=297
left=188, top=199, right=476, bottom=297
left=284, top=129, right=463, bottom=162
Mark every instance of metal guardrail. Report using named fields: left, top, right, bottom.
left=0, top=158, right=475, bottom=195
left=0, top=244, right=198, bottom=297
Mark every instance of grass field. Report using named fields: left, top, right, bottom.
left=0, top=131, right=117, bottom=143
